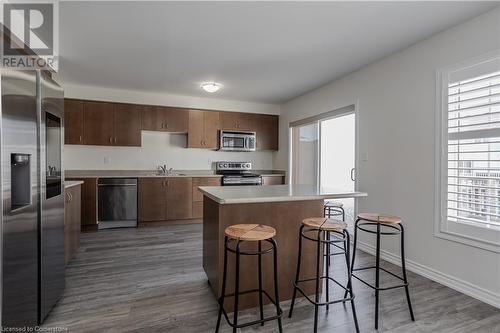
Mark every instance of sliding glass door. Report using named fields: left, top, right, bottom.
left=290, top=106, right=357, bottom=222
left=291, top=122, right=319, bottom=184
left=320, top=113, right=356, bottom=222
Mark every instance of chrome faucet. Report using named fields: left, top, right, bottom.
left=157, top=165, right=175, bottom=175
left=158, top=164, right=167, bottom=174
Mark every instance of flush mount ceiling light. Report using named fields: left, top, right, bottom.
left=201, top=82, right=222, bottom=93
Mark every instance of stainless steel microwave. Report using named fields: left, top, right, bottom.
left=219, top=130, right=256, bottom=152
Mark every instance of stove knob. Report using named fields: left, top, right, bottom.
left=224, top=163, right=229, bottom=168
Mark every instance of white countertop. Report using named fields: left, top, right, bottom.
left=65, top=180, right=83, bottom=189
left=65, top=170, right=286, bottom=179
left=199, top=184, right=367, bottom=204
left=65, top=170, right=223, bottom=178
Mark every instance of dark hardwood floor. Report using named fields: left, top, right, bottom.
left=43, top=224, right=500, bottom=332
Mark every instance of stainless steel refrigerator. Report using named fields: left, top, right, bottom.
left=1, top=68, right=65, bottom=327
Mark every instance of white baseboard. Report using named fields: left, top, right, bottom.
left=355, top=241, right=500, bottom=309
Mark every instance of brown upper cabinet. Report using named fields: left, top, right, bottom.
left=187, top=110, right=220, bottom=149
left=83, top=101, right=115, bottom=145
left=219, top=112, right=255, bottom=131
left=220, top=112, right=278, bottom=150
left=64, top=98, right=278, bottom=150
left=65, top=99, right=142, bottom=147
left=255, top=114, right=279, bottom=151
left=64, top=99, right=84, bottom=144
left=113, top=103, right=143, bottom=146
left=141, top=106, right=188, bottom=133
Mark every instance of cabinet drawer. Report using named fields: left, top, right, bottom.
left=262, top=175, right=285, bottom=185
left=192, top=177, right=221, bottom=202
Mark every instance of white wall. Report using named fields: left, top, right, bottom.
left=61, top=83, right=279, bottom=170
left=276, top=8, right=500, bottom=307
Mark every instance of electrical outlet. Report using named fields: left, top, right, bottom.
left=104, top=156, right=110, bottom=164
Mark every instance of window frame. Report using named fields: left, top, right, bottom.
left=435, top=51, right=500, bottom=253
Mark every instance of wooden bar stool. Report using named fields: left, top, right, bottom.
left=323, top=201, right=346, bottom=267
left=324, top=200, right=345, bottom=221
left=215, top=224, right=283, bottom=333
left=347, top=213, right=415, bottom=329
left=289, top=218, right=359, bottom=333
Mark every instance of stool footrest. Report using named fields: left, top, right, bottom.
left=324, top=250, right=346, bottom=257
left=352, top=265, right=405, bottom=281
left=292, top=277, right=354, bottom=306
left=217, top=289, right=283, bottom=329
left=352, top=272, right=408, bottom=291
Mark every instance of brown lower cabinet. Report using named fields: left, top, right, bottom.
left=138, top=176, right=221, bottom=222
left=138, top=178, right=167, bottom=221
left=64, top=184, right=81, bottom=265
left=166, top=178, right=193, bottom=220
left=66, top=178, right=97, bottom=230
left=138, top=177, right=196, bottom=222
left=261, top=175, right=285, bottom=185
left=192, top=177, right=221, bottom=219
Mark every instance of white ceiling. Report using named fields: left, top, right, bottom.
left=59, top=2, right=498, bottom=104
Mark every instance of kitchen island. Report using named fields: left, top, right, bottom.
left=199, top=184, right=367, bottom=311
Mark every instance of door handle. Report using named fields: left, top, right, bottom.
left=350, top=168, right=356, bottom=181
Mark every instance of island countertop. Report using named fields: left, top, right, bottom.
left=199, top=184, right=367, bottom=204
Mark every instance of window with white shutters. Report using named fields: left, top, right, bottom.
left=436, top=52, right=500, bottom=252
left=447, top=71, right=500, bottom=228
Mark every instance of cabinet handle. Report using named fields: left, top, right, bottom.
left=165, top=123, right=168, bottom=129
left=109, top=137, right=112, bottom=143
left=114, top=137, right=117, bottom=143
left=79, top=135, right=82, bottom=143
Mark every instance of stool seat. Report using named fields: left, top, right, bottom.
left=224, top=224, right=276, bottom=241
left=357, top=213, right=401, bottom=224
left=324, top=201, right=343, bottom=208
left=302, top=218, right=348, bottom=231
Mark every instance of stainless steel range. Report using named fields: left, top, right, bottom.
left=216, top=162, right=262, bottom=186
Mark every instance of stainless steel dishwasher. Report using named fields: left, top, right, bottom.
left=97, top=178, right=138, bottom=229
